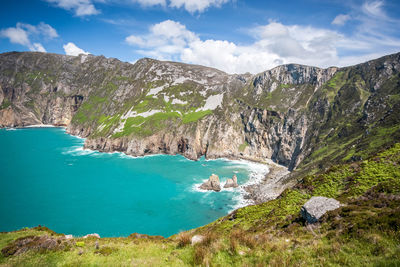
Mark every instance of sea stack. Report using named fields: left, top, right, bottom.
left=224, top=174, right=239, bottom=188
left=199, top=174, right=221, bottom=192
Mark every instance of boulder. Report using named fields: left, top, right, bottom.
left=83, top=233, right=100, bottom=239
left=1, top=235, right=69, bottom=257
left=64, top=234, right=73, bottom=240
left=199, top=174, right=221, bottom=191
left=224, top=174, right=239, bottom=188
left=191, top=235, right=204, bottom=245
left=301, top=196, right=341, bottom=223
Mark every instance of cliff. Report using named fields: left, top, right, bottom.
left=0, top=51, right=399, bottom=174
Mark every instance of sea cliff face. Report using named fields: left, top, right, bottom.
left=1, top=51, right=399, bottom=173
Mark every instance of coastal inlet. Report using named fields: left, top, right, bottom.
left=0, top=127, right=269, bottom=237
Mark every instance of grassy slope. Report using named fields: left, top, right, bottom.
left=1, top=144, right=399, bottom=266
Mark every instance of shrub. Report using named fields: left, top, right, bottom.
left=177, top=232, right=191, bottom=248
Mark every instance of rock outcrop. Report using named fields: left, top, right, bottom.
left=1, top=235, right=71, bottom=257
left=301, top=196, right=341, bottom=223
left=191, top=235, right=204, bottom=245
left=83, top=233, right=100, bottom=239
left=224, top=174, right=239, bottom=188
left=199, top=174, right=221, bottom=191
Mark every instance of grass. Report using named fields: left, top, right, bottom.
left=181, top=110, right=212, bottom=124
left=1, top=143, right=400, bottom=266
left=238, top=141, right=249, bottom=152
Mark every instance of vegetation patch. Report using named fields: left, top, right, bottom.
left=0, top=98, right=11, bottom=109
left=238, top=141, right=249, bottom=152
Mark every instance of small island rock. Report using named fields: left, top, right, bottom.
left=199, top=174, right=221, bottom=192
left=224, top=174, right=239, bottom=188
left=301, top=196, right=341, bottom=224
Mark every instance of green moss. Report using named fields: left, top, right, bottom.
left=75, top=241, right=85, bottom=247
left=0, top=98, right=11, bottom=109
left=112, top=112, right=181, bottom=138
left=322, top=71, right=346, bottom=102
left=72, top=96, right=108, bottom=124
left=238, top=141, right=249, bottom=152
left=181, top=110, right=212, bottom=124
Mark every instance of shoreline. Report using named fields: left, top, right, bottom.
left=2, top=123, right=291, bottom=205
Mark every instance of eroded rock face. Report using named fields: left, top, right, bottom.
left=224, top=174, right=239, bottom=188
left=199, top=174, right=221, bottom=191
left=301, top=196, right=341, bottom=224
left=1, top=51, right=399, bottom=175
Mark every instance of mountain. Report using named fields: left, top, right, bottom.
left=0, top=51, right=400, bottom=266
left=1, top=51, right=399, bottom=172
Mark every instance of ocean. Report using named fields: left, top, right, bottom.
left=0, top=127, right=268, bottom=237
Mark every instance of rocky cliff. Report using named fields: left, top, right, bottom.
left=1, top=51, right=399, bottom=173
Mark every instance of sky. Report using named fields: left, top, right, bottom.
left=1, top=0, right=400, bottom=74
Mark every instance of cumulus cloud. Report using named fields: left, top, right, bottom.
left=0, top=27, right=30, bottom=46
left=169, top=0, right=230, bottom=13
left=125, top=20, right=197, bottom=60
left=44, top=0, right=100, bottom=16
left=63, top=42, right=90, bottom=56
left=132, top=0, right=166, bottom=7
left=0, top=22, right=58, bottom=52
left=332, top=14, right=351, bottom=26
left=125, top=0, right=400, bottom=74
left=125, top=19, right=344, bottom=73
left=130, top=0, right=230, bottom=13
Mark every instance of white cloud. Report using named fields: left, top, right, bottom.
left=125, top=0, right=400, bottom=74
left=37, top=22, right=59, bottom=38
left=63, top=42, right=90, bottom=56
left=332, top=14, right=351, bottom=26
left=32, top=43, right=47, bottom=52
left=169, top=0, right=230, bottom=13
left=44, top=0, right=100, bottom=16
left=0, top=22, right=57, bottom=52
left=125, top=20, right=198, bottom=60
left=129, top=0, right=230, bottom=13
left=362, top=0, right=386, bottom=19
left=126, top=20, right=345, bottom=73
left=132, top=0, right=166, bottom=7
left=0, top=27, right=30, bottom=46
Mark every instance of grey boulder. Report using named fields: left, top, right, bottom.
left=224, top=174, right=239, bottom=188
left=301, top=196, right=341, bottom=223
left=199, top=174, right=221, bottom=192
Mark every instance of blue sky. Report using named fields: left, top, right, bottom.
left=1, top=0, right=400, bottom=73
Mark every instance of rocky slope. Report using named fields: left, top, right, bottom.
left=0, top=51, right=399, bottom=175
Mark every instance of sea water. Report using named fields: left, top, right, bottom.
left=0, top=127, right=268, bottom=237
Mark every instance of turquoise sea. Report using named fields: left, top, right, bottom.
left=0, top=127, right=268, bottom=237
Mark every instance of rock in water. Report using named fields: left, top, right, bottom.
left=224, top=174, right=239, bottom=188
left=199, top=174, right=221, bottom=191
left=301, top=196, right=341, bottom=224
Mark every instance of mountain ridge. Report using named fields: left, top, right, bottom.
left=0, top=51, right=399, bottom=177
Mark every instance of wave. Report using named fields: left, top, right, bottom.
left=191, top=158, right=270, bottom=211
left=62, top=146, right=95, bottom=156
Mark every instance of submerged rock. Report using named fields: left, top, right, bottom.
left=301, top=196, right=341, bottom=224
left=224, top=174, right=239, bottom=188
left=199, top=174, right=221, bottom=191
